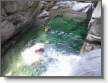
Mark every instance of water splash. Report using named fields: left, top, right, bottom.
left=41, top=46, right=81, bottom=76
left=21, top=43, right=45, bottom=65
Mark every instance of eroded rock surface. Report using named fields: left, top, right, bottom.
left=1, top=20, right=16, bottom=42
left=1, top=1, right=39, bottom=43
left=80, top=1, right=101, bottom=54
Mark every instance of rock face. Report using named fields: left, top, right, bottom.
left=72, top=49, right=101, bottom=76
left=1, top=1, right=95, bottom=43
left=52, top=1, right=94, bottom=14
left=1, top=1, right=39, bottom=43
left=2, top=1, right=36, bottom=14
left=38, top=1, right=94, bottom=22
left=80, top=1, right=101, bottom=54
left=1, top=20, right=16, bottom=42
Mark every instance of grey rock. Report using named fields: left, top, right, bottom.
left=1, top=20, right=16, bottom=42
left=38, top=10, right=49, bottom=18
left=92, top=1, right=101, bottom=18
left=80, top=1, right=101, bottom=53
left=1, top=8, right=7, bottom=16
left=88, top=18, right=101, bottom=38
left=72, top=49, right=101, bottom=76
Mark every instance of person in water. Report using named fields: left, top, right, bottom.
left=44, top=25, right=49, bottom=32
left=43, top=24, right=52, bottom=33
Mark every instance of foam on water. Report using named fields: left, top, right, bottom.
left=18, top=35, right=101, bottom=76
left=21, top=43, right=45, bottom=65
left=21, top=42, right=81, bottom=76
left=41, top=48, right=101, bottom=76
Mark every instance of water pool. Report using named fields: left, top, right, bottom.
left=1, top=16, right=89, bottom=76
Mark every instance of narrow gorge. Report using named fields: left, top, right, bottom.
left=1, top=0, right=102, bottom=76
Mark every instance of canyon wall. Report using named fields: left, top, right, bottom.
left=80, top=1, right=101, bottom=54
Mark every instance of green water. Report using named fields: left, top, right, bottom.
left=1, top=16, right=89, bottom=76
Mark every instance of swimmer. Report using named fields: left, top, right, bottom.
left=44, top=25, right=49, bottom=32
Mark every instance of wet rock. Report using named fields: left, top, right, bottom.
left=80, top=1, right=101, bottom=54
left=56, top=1, right=73, bottom=9
left=38, top=10, right=49, bottom=18
left=53, top=1, right=94, bottom=13
left=72, top=49, right=101, bottom=76
left=72, top=1, right=94, bottom=13
left=52, top=6, right=59, bottom=10
left=49, top=8, right=87, bottom=22
left=63, top=11, right=87, bottom=22
left=80, top=42, right=101, bottom=53
left=49, top=1, right=94, bottom=22
left=92, top=1, right=101, bottom=18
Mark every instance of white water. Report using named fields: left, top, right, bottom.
left=21, top=43, right=45, bottom=65
left=21, top=42, right=101, bottom=76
